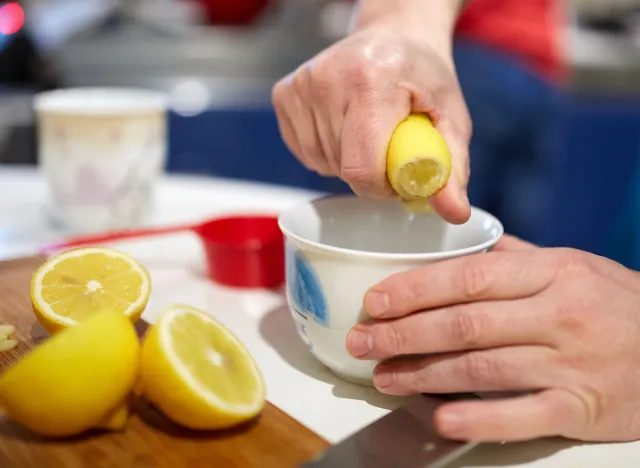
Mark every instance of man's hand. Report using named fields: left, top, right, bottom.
left=346, top=235, right=640, bottom=442
left=272, top=0, right=471, bottom=224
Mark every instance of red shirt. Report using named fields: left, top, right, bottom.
left=456, top=0, right=566, bottom=81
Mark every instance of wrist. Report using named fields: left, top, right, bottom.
left=349, top=0, right=465, bottom=52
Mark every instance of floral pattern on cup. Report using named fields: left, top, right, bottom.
left=37, top=109, right=166, bottom=231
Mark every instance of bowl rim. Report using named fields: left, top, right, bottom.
left=278, top=194, right=504, bottom=261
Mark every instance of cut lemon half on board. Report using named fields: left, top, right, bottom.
left=0, top=312, right=140, bottom=437
left=387, top=113, right=452, bottom=212
left=140, top=304, right=266, bottom=430
left=31, top=247, right=151, bottom=333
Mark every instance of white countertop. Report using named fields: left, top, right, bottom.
left=1, top=165, right=638, bottom=467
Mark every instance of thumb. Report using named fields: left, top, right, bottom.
left=428, top=96, right=472, bottom=224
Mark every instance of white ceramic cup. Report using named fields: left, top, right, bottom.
left=34, top=87, right=168, bottom=233
left=278, top=195, right=504, bottom=386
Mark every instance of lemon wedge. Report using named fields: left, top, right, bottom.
left=140, top=305, right=266, bottom=430
left=0, top=312, right=140, bottom=437
left=31, top=247, right=151, bottom=333
left=387, top=113, right=452, bottom=212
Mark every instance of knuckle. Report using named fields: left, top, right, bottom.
left=341, top=162, right=376, bottom=187
left=346, top=41, right=403, bottom=89
left=457, top=260, right=494, bottom=300
left=555, top=248, right=591, bottom=275
left=271, top=80, right=288, bottom=108
left=291, top=67, right=310, bottom=95
left=463, top=352, right=496, bottom=383
left=301, top=146, right=321, bottom=166
left=395, top=360, right=426, bottom=392
left=349, top=61, right=380, bottom=90
left=407, top=366, right=427, bottom=392
left=560, top=348, right=591, bottom=372
left=553, top=302, right=587, bottom=337
left=450, top=308, right=482, bottom=347
left=309, top=61, right=336, bottom=99
left=376, top=322, right=407, bottom=356
left=407, top=275, right=427, bottom=305
left=298, top=134, right=318, bottom=155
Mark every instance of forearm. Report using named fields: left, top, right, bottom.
left=350, top=0, right=466, bottom=52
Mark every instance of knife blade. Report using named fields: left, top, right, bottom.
left=301, top=393, right=480, bottom=468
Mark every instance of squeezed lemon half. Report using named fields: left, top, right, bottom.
left=140, top=305, right=266, bottom=430
left=387, top=113, right=452, bottom=212
left=30, top=247, right=151, bottom=333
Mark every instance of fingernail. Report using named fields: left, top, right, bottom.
left=373, top=364, right=394, bottom=389
left=365, top=291, right=389, bottom=317
left=347, top=329, right=372, bottom=357
left=438, top=410, right=465, bottom=434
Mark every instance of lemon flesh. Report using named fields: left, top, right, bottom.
left=0, top=312, right=140, bottom=437
left=387, top=114, right=452, bottom=211
left=141, top=305, right=266, bottom=430
left=31, top=247, right=151, bottom=333
left=395, top=159, right=444, bottom=198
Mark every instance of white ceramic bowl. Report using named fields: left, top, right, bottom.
left=278, top=195, right=504, bottom=386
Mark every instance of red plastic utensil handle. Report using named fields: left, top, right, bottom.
left=40, top=223, right=196, bottom=254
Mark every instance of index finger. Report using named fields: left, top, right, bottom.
left=364, top=250, right=555, bottom=319
left=340, top=89, right=409, bottom=198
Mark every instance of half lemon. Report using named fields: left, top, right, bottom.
left=0, top=311, right=140, bottom=437
left=140, top=304, right=266, bottom=430
left=31, top=247, right=151, bottom=333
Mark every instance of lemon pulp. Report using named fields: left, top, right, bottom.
left=170, top=309, right=260, bottom=407
left=31, top=247, right=151, bottom=332
left=141, top=305, right=266, bottom=430
left=395, top=159, right=444, bottom=199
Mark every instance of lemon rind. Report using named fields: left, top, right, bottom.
left=31, top=247, right=151, bottom=327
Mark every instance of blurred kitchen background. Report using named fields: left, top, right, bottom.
left=1, top=0, right=640, bottom=257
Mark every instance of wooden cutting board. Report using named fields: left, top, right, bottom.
left=0, top=256, right=329, bottom=468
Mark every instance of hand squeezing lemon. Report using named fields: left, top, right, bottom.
left=387, top=113, right=452, bottom=212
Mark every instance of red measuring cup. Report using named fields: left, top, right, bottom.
left=41, top=215, right=285, bottom=289
left=196, top=215, right=284, bottom=288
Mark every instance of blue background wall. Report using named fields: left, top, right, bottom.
left=167, top=95, right=640, bottom=258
